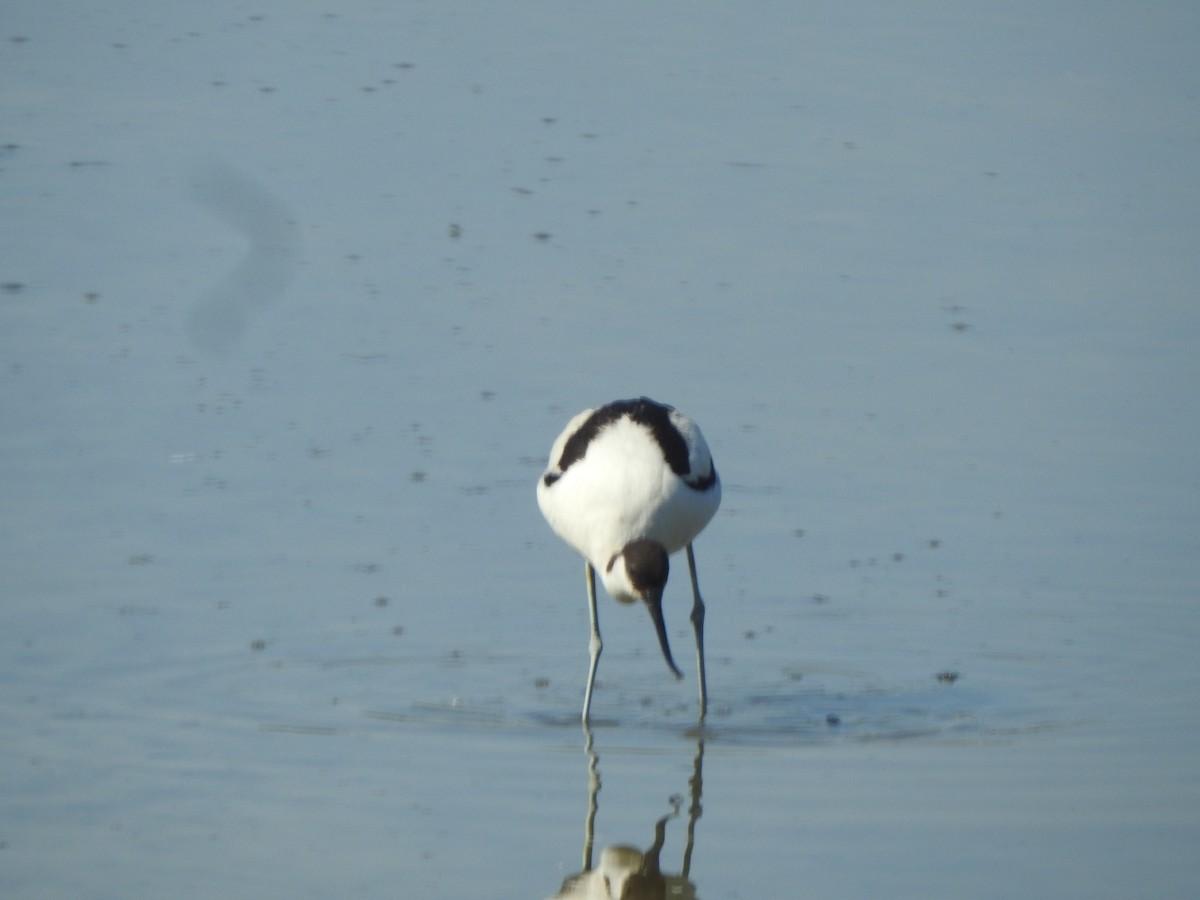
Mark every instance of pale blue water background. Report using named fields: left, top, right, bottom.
left=2, top=2, right=1198, bottom=897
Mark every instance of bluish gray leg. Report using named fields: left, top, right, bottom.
left=685, top=544, right=708, bottom=719
left=582, top=561, right=603, bottom=724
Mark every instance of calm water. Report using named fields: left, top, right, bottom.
left=3, top=3, right=1198, bottom=898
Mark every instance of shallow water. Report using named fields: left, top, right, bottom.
left=3, top=2, right=1199, bottom=898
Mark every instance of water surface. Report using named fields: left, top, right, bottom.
left=2, top=2, right=1198, bottom=897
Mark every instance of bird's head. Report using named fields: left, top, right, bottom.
left=602, top=539, right=682, bottom=679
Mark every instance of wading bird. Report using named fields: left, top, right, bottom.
left=536, top=398, right=721, bottom=722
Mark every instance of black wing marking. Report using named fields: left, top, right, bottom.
left=544, top=397, right=717, bottom=491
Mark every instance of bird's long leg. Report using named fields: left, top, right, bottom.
left=582, top=560, right=603, bottom=724
left=685, top=543, right=708, bottom=719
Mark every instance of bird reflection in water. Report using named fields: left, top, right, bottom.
left=547, top=727, right=703, bottom=899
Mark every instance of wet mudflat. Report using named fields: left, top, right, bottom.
left=2, top=3, right=1198, bottom=898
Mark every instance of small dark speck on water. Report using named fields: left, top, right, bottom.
left=250, top=640, right=267, bottom=652
left=826, top=714, right=841, bottom=726
left=373, top=596, right=389, bottom=608
left=936, top=671, right=960, bottom=684
left=534, top=677, right=550, bottom=689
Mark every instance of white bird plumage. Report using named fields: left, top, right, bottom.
left=537, top=397, right=721, bottom=723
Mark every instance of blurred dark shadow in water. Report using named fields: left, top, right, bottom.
left=546, top=725, right=702, bottom=899
left=187, top=162, right=300, bottom=356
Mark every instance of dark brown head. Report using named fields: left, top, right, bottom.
left=606, top=539, right=682, bottom=679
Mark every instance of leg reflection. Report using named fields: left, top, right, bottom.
left=548, top=725, right=705, bottom=899
left=582, top=724, right=599, bottom=872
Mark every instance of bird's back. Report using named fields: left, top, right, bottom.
left=538, top=405, right=720, bottom=564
